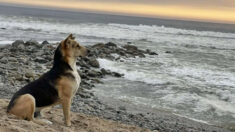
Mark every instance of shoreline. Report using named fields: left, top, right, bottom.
left=0, top=40, right=233, bottom=132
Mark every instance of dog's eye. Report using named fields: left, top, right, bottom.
left=77, top=45, right=80, bottom=48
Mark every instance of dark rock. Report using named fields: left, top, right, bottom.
left=91, top=78, right=103, bottom=84
left=42, top=40, right=49, bottom=45
left=87, top=70, right=102, bottom=77
left=12, top=40, right=24, bottom=47
left=112, top=72, right=123, bottom=77
left=149, top=52, right=158, bottom=55
left=92, top=43, right=105, bottom=49
left=77, top=60, right=90, bottom=68
left=165, top=51, right=172, bottom=54
left=123, top=45, right=138, bottom=51
left=25, top=40, right=40, bottom=46
left=105, top=42, right=117, bottom=48
left=101, top=68, right=111, bottom=75
left=146, top=49, right=158, bottom=55
left=88, top=57, right=100, bottom=68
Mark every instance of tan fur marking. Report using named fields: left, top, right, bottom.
left=9, top=94, right=53, bottom=125
left=56, top=77, right=76, bottom=126
left=9, top=94, right=35, bottom=120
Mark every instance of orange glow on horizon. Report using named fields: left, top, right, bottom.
left=0, top=0, right=235, bottom=24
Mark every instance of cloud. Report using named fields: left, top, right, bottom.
left=68, top=0, right=235, bottom=8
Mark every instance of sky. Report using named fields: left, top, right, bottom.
left=0, top=0, right=235, bottom=24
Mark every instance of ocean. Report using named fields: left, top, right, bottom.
left=0, top=4, right=235, bottom=126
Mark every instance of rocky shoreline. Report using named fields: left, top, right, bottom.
left=0, top=40, right=232, bottom=132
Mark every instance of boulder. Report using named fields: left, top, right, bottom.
left=123, top=45, right=138, bottom=51
left=87, top=70, right=102, bottom=77
left=42, top=40, right=49, bottom=45
left=25, top=40, right=40, bottom=47
left=12, top=40, right=24, bottom=48
left=88, top=58, right=100, bottom=68
left=105, top=42, right=117, bottom=48
left=112, top=72, right=124, bottom=77
left=92, top=43, right=105, bottom=49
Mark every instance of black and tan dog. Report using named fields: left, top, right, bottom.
left=7, top=34, right=87, bottom=126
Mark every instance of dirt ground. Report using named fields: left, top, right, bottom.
left=0, top=99, right=154, bottom=132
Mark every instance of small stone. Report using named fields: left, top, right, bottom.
left=119, top=106, right=126, bottom=111
left=25, top=71, right=35, bottom=78
left=34, top=57, right=47, bottom=63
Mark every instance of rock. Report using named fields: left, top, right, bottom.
left=0, top=57, right=8, bottom=63
left=146, top=49, right=158, bottom=55
left=42, top=40, right=49, bottom=45
left=87, top=70, right=102, bottom=77
left=18, top=44, right=25, bottom=50
left=92, top=43, right=105, bottom=49
left=12, top=40, right=24, bottom=48
left=25, top=40, right=39, bottom=47
left=25, top=71, right=35, bottom=78
left=165, top=51, right=172, bottom=54
left=119, top=106, right=126, bottom=111
left=112, top=72, right=123, bottom=77
left=78, top=92, right=91, bottom=98
left=8, top=57, right=17, bottom=62
left=101, top=68, right=111, bottom=75
left=34, top=57, right=47, bottom=63
left=149, top=52, right=158, bottom=55
left=91, top=78, right=103, bottom=84
left=86, top=57, right=100, bottom=68
left=105, top=42, right=117, bottom=48
left=123, top=45, right=138, bottom=51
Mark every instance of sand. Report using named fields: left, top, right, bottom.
left=0, top=99, right=154, bottom=132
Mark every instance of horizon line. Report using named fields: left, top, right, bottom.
left=1, top=2, right=235, bottom=25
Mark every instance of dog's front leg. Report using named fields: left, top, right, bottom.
left=61, top=97, right=72, bottom=126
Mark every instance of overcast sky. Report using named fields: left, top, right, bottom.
left=0, top=0, right=235, bottom=24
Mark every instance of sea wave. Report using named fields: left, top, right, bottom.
left=0, top=15, right=235, bottom=48
left=97, top=58, right=166, bottom=85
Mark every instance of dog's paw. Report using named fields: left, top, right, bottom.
left=66, top=121, right=71, bottom=127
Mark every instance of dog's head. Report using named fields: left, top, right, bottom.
left=60, top=34, right=87, bottom=58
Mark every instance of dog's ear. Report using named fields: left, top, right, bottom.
left=64, top=34, right=74, bottom=47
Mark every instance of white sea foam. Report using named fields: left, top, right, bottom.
left=0, top=41, right=14, bottom=45
left=0, top=15, right=235, bottom=49
left=98, top=58, right=166, bottom=85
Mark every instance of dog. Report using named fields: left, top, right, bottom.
left=7, top=34, right=87, bottom=126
